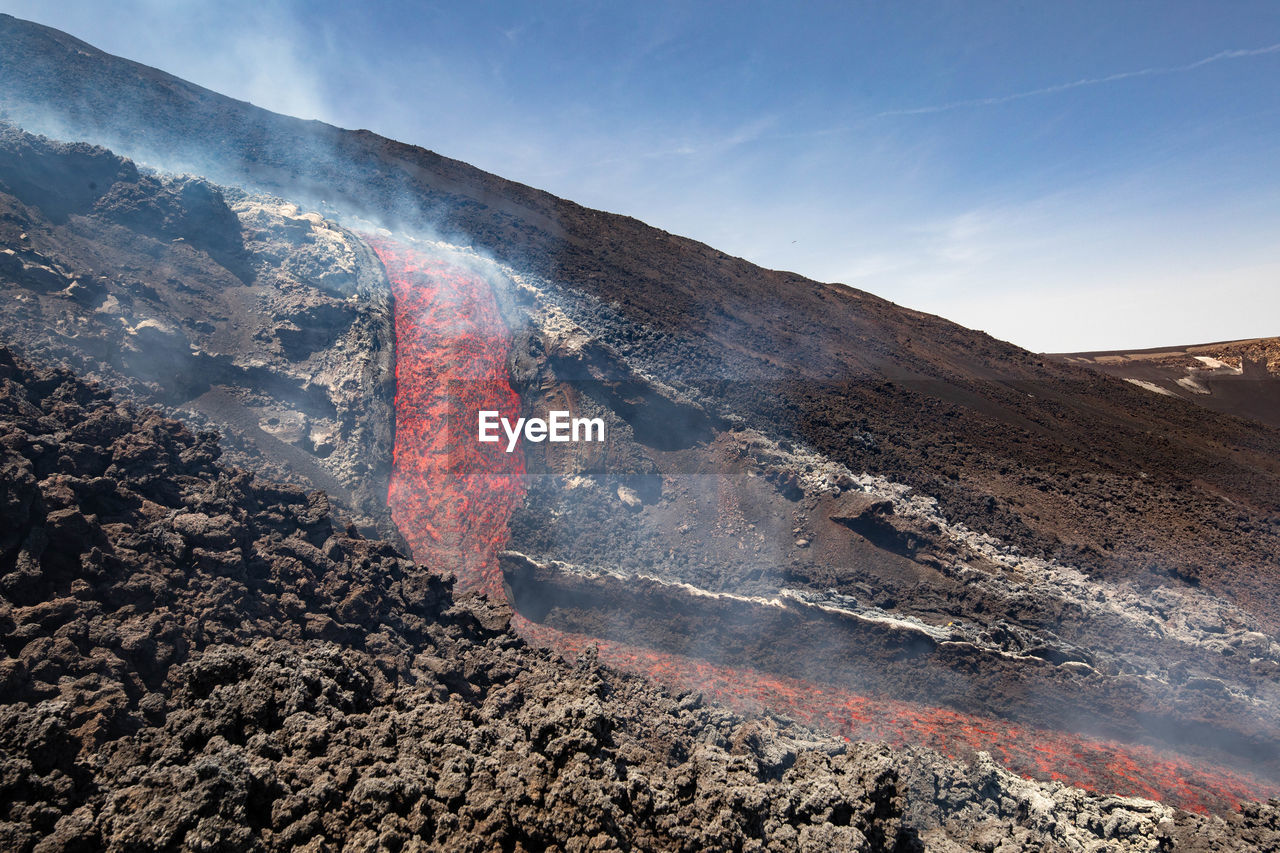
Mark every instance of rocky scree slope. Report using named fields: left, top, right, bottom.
left=4, top=349, right=1279, bottom=851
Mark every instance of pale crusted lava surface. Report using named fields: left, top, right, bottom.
left=0, top=124, right=397, bottom=541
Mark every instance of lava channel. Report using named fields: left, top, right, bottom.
left=372, top=237, right=524, bottom=596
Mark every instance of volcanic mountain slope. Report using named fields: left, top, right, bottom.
left=3, top=11, right=1279, bottom=604
left=5, top=10, right=1280, bottom=818
left=1053, top=337, right=1280, bottom=430
left=11, top=347, right=1279, bottom=851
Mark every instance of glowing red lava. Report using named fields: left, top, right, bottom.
left=377, top=235, right=1278, bottom=813
left=373, top=237, right=524, bottom=596
left=514, top=616, right=1279, bottom=814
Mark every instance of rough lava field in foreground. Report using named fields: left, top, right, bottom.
left=4, top=347, right=1280, bottom=851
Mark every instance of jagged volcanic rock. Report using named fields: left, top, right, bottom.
left=0, top=347, right=909, bottom=851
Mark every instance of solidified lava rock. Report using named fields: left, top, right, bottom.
left=0, top=347, right=911, bottom=851
left=0, top=124, right=138, bottom=222
left=0, top=124, right=397, bottom=542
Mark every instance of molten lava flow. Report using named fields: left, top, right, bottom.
left=515, top=615, right=1280, bottom=814
left=374, top=234, right=1277, bottom=813
left=373, top=237, right=524, bottom=596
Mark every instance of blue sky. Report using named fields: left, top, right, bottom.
left=4, top=1, right=1279, bottom=351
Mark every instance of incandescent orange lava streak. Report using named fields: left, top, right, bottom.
left=373, top=237, right=524, bottom=595
left=378, top=236, right=1278, bottom=813
left=514, top=615, right=1279, bottom=814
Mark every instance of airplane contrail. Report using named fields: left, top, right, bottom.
left=878, top=42, right=1280, bottom=118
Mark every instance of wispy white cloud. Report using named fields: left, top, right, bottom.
left=878, top=42, right=1280, bottom=118
left=813, top=179, right=1280, bottom=352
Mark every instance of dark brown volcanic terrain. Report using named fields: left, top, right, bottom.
left=4, top=10, right=1280, bottom=840
left=1053, top=337, right=1280, bottom=430
left=0, top=347, right=912, bottom=850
